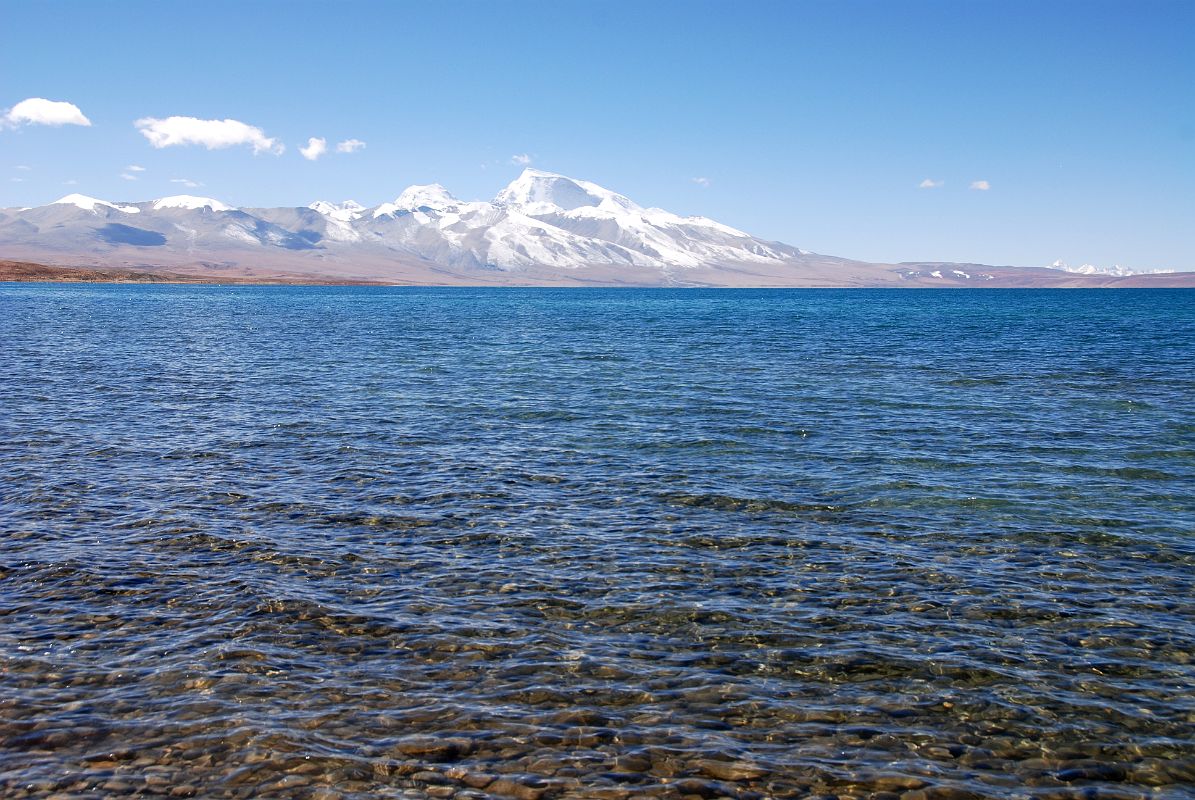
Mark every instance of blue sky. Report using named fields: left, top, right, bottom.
left=2, top=0, right=1192, bottom=270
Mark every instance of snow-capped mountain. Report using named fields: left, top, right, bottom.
left=308, top=200, right=365, bottom=222
left=0, top=170, right=801, bottom=277
left=52, top=193, right=140, bottom=214
left=152, top=195, right=233, bottom=212
left=2, top=171, right=1189, bottom=287
left=346, top=169, right=802, bottom=271
left=1048, top=260, right=1174, bottom=277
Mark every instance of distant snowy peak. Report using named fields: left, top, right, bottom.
left=1050, top=259, right=1173, bottom=277
left=52, top=193, right=139, bottom=214
left=396, top=184, right=459, bottom=211
left=309, top=200, right=365, bottom=222
left=495, top=168, right=641, bottom=215
left=374, top=184, right=462, bottom=217
left=493, top=169, right=751, bottom=238
left=152, top=195, right=233, bottom=212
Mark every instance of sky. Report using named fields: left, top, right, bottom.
left=2, top=0, right=1192, bottom=270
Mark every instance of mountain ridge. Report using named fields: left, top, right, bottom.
left=3, top=169, right=1192, bottom=287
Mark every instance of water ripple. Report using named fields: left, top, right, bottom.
left=1, top=286, right=1193, bottom=799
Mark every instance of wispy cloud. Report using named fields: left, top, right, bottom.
left=3, top=98, right=91, bottom=128
left=919, top=178, right=943, bottom=189
left=135, top=116, right=284, bottom=155
left=63, top=179, right=78, bottom=186
left=10, top=177, right=24, bottom=182
left=300, top=137, right=327, bottom=161
left=120, top=172, right=138, bottom=181
left=970, top=180, right=991, bottom=191
left=510, top=153, right=532, bottom=166
left=336, top=138, right=366, bottom=154
left=691, top=176, right=711, bottom=187
left=15, top=165, right=32, bottom=171
left=170, top=178, right=203, bottom=188
left=126, top=164, right=145, bottom=172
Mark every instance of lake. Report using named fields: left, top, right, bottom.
left=1, top=285, right=1193, bottom=799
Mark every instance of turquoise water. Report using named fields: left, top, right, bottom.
left=2, top=285, right=1193, bottom=799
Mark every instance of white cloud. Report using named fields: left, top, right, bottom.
left=970, top=180, right=991, bottom=191
left=300, top=137, right=327, bottom=161
left=63, top=179, right=78, bottom=186
left=126, top=164, right=145, bottom=172
left=10, top=177, right=24, bottom=182
left=3, top=98, right=91, bottom=128
left=510, top=153, right=532, bottom=166
left=135, top=116, right=284, bottom=155
left=919, top=178, right=943, bottom=189
left=691, top=176, right=711, bottom=187
left=15, top=164, right=32, bottom=171
left=170, top=177, right=203, bottom=188
left=336, top=138, right=366, bottom=154
left=120, top=172, right=138, bottom=181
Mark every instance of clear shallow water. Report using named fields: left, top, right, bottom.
left=1, top=285, right=1193, bottom=800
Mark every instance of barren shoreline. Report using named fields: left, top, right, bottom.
left=3, top=258, right=1193, bottom=288
left=0, top=260, right=392, bottom=286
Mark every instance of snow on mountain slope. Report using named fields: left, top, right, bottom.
left=305, top=201, right=367, bottom=242
left=374, top=184, right=462, bottom=216
left=495, top=169, right=640, bottom=214
left=7, top=173, right=1186, bottom=286
left=152, top=195, right=233, bottom=212
left=356, top=169, right=801, bottom=270
left=52, top=194, right=140, bottom=214
left=492, top=169, right=797, bottom=268
left=2, top=170, right=802, bottom=272
left=309, top=200, right=366, bottom=221
left=1049, top=260, right=1174, bottom=277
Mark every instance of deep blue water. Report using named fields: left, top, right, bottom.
left=1, top=286, right=1193, bottom=799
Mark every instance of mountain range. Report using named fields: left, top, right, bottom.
left=2, top=169, right=1191, bottom=287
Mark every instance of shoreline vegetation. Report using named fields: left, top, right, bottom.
left=3, top=258, right=1194, bottom=288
